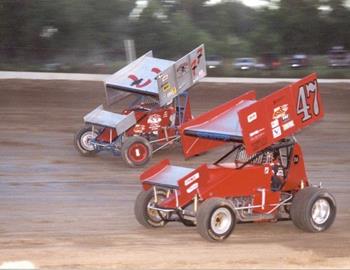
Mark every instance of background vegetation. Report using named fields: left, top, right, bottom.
left=0, top=0, right=349, bottom=77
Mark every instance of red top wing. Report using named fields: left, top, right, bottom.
left=239, top=73, right=324, bottom=155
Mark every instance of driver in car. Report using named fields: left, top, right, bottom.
left=270, top=151, right=285, bottom=191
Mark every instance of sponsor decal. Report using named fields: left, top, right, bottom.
left=191, top=47, right=204, bottom=77
left=128, top=67, right=160, bottom=88
left=176, top=62, right=190, bottom=77
left=166, top=88, right=177, bottom=97
left=264, top=167, right=270, bottom=174
left=198, top=69, right=206, bottom=78
left=161, top=82, right=171, bottom=92
left=276, top=168, right=284, bottom=177
left=148, top=114, right=162, bottom=131
left=133, top=124, right=145, bottom=134
left=184, top=172, right=199, bottom=186
left=162, top=83, right=177, bottom=95
left=273, top=104, right=288, bottom=120
left=282, top=120, right=295, bottom=131
left=186, top=182, right=199, bottom=194
left=159, top=73, right=168, bottom=83
left=247, top=112, right=257, bottom=123
left=272, top=126, right=282, bottom=138
left=147, top=114, right=162, bottom=124
left=249, top=128, right=265, bottom=138
left=271, top=119, right=279, bottom=129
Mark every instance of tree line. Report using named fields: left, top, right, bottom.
left=0, top=0, right=349, bottom=62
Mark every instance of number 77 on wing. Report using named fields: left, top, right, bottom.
left=238, top=73, right=324, bottom=155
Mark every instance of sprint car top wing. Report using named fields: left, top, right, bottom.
left=180, top=91, right=257, bottom=157
left=239, top=73, right=323, bottom=154
left=183, top=98, right=256, bottom=142
left=105, top=44, right=206, bottom=107
left=181, top=73, right=324, bottom=157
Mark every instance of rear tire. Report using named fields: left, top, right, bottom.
left=182, top=219, right=196, bottom=227
left=290, top=187, right=336, bottom=232
left=196, top=198, right=236, bottom=242
left=74, top=126, right=98, bottom=156
left=121, top=136, right=152, bottom=167
left=134, top=188, right=168, bottom=228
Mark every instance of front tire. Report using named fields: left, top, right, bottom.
left=74, top=126, right=98, bottom=156
left=290, top=187, right=336, bottom=232
left=196, top=198, right=236, bottom=242
left=134, top=188, right=168, bottom=228
left=121, top=136, right=152, bottom=167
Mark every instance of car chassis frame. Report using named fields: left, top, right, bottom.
left=135, top=73, right=337, bottom=241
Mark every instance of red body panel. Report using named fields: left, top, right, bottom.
left=180, top=91, right=256, bottom=158
left=156, top=163, right=281, bottom=213
left=95, top=106, right=179, bottom=144
left=239, top=73, right=324, bottom=155
left=141, top=141, right=308, bottom=215
left=124, top=107, right=177, bottom=139
left=282, top=143, right=309, bottom=191
left=96, top=128, right=118, bottom=142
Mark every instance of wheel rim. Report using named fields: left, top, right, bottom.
left=80, top=131, right=98, bottom=151
left=312, top=198, right=331, bottom=225
left=210, top=207, right=232, bottom=235
left=147, top=195, right=166, bottom=222
left=128, top=143, right=148, bottom=163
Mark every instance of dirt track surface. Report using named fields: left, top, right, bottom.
left=0, top=79, right=349, bottom=269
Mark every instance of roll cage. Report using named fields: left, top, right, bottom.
left=214, top=138, right=295, bottom=172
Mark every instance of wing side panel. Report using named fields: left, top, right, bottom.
left=239, top=73, right=324, bottom=155
left=180, top=90, right=256, bottom=158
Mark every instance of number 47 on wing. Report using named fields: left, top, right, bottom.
left=239, top=73, right=324, bottom=155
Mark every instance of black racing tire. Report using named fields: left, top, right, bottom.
left=121, top=136, right=152, bottom=167
left=290, top=187, right=336, bottom=232
left=182, top=219, right=196, bottom=227
left=134, top=188, right=168, bottom=228
left=74, top=126, right=98, bottom=156
left=196, top=198, right=236, bottom=242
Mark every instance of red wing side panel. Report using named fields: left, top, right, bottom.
left=180, top=90, right=257, bottom=158
left=140, top=159, right=170, bottom=190
left=181, top=137, right=225, bottom=159
left=239, top=73, right=324, bottom=155
left=183, top=95, right=193, bottom=123
left=96, top=127, right=118, bottom=143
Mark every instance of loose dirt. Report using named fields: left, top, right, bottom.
left=0, top=79, right=349, bottom=269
